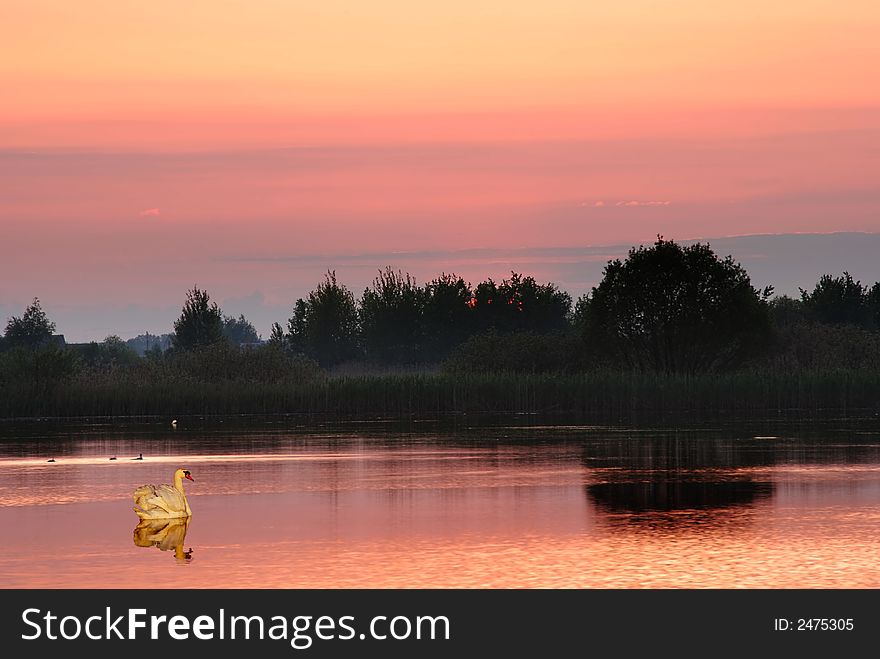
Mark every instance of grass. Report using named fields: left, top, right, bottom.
left=2, top=369, right=879, bottom=419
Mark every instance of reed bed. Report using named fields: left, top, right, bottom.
left=1, top=369, right=878, bottom=419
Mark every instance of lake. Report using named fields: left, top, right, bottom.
left=0, top=417, right=878, bottom=588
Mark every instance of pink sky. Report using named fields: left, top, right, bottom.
left=1, top=1, right=879, bottom=340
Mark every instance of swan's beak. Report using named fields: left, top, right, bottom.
left=185, top=473, right=194, bottom=482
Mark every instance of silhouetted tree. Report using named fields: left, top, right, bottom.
left=500, top=272, right=572, bottom=332
left=422, top=273, right=473, bottom=356
left=800, top=272, right=869, bottom=326
left=223, top=314, right=260, bottom=344
left=4, top=298, right=56, bottom=349
left=869, top=282, right=880, bottom=330
left=172, top=286, right=224, bottom=350
left=581, top=237, right=770, bottom=372
left=287, top=271, right=359, bottom=366
left=471, top=273, right=571, bottom=334
left=360, top=267, right=426, bottom=363
left=287, top=299, right=308, bottom=348
left=471, top=278, right=501, bottom=334
left=571, top=294, right=590, bottom=335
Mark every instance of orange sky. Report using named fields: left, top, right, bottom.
left=3, top=1, right=879, bottom=145
left=1, top=1, right=879, bottom=340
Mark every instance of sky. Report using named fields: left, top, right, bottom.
left=1, top=1, right=879, bottom=341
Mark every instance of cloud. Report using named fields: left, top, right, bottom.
left=138, top=208, right=161, bottom=217
left=581, top=200, right=670, bottom=208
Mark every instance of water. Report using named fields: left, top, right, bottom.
left=0, top=418, right=878, bottom=588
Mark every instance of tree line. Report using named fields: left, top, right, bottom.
left=270, top=267, right=571, bottom=366
left=3, top=238, right=880, bottom=379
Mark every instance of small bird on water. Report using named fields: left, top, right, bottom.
left=133, top=453, right=144, bottom=461
left=47, top=458, right=55, bottom=463
left=109, top=456, right=117, bottom=461
left=171, top=419, right=178, bottom=429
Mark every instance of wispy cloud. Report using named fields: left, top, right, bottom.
left=138, top=208, right=161, bottom=217
left=579, top=200, right=670, bottom=208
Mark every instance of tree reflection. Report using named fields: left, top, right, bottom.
left=582, top=435, right=775, bottom=519
left=587, top=479, right=773, bottom=514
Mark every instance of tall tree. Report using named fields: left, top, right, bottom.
left=4, top=298, right=56, bottom=349
left=471, top=273, right=571, bottom=334
left=497, top=272, right=572, bottom=333
left=800, top=273, right=869, bottom=326
left=868, top=282, right=880, bottom=330
left=287, top=271, right=359, bottom=365
left=471, top=278, right=501, bottom=335
left=422, top=273, right=473, bottom=356
left=359, top=267, right=426, bottom=363
left=172, top=286, right=224, bottom=350
left=580, top=237, right=770, bottom=373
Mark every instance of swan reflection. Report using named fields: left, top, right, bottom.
left=133, top=518, right=193, bottom=562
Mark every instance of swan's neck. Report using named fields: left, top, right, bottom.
left=174, top=474, right=192, bottom=516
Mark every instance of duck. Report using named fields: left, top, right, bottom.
left=132, top=453, right=143, bottom=461
left=133, top=468, right=194, bottom=519
left=171, top=419, right=178, bottom=429
left=109, top=456, right=117, bottom=461
left=47, top=458, right=56, bottom=463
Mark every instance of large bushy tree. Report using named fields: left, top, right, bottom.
left=800, top=272, right=870, bottom=327
left=359, top=267, right=426, bottom=363
left=422, top=273, right=473, bottom=356
left=580, top=238, right=770, bottom=372
left=287, top=271, right=360, bottom=366
left=471, top=273, right=571, bottom=334
left=172, top=286, right=224, bottom=350
left=4, top=298, right=56, bottom=349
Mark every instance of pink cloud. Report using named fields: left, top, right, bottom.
left=138, top=208, right=161, bottom=217
left=615, top=200, right=671, bottom=207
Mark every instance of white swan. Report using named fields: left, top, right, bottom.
left=133, top=468, right=194, bottom=519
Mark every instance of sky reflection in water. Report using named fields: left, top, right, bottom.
left=0, top=421, right=878, bottom=588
